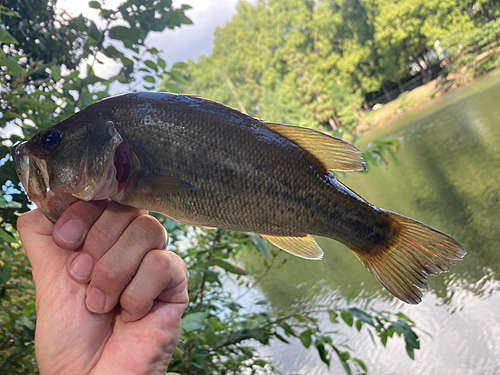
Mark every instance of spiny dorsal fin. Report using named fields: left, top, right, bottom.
left=260, top=234, right=324, bottom=260
left=263, top=122, right=365, bottom=172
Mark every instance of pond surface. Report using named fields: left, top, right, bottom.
left=255, top=69, right=500, bottom=374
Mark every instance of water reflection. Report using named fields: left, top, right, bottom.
left=253, top=70, right=500, bottom=373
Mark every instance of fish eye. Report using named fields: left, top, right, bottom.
left=41, top=129, right=62, bottom=151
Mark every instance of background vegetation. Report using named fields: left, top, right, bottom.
left=0, top=0, right=498, bottom=373
left=161, top=0, right=500, bottom=132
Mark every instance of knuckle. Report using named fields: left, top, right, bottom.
left=93, top=258, right=121, bottom=285
left=120, top=288, right=141, bottom=309
left=146, top=250, right=170, bottom=272
left=91, top=220, right=116, bottom=245
left=129, top=215, right=165, bottom=244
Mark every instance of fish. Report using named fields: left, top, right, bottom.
left=11, top=92, right=466, bottom=304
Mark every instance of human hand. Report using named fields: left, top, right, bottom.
left=17, top=200, right=188, bottom=374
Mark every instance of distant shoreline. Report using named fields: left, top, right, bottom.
left=354, top=68, right=499, bottom=137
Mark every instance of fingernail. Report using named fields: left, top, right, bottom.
left=121, top=311, right=131, bottom=322
left=69, top=253, right=94, bottom=281
left=86, top=287, right=106, bottom=313
left=56, top=218, right=86, bottom=244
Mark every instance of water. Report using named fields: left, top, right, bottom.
left=254, top=70, right=500, bottom=374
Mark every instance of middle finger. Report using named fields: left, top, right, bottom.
left=85, top=214, right=166, bottom=314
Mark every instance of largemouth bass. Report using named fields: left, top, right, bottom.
left=11, top=92, right=466, bottom=304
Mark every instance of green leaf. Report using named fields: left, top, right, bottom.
left=339, top=351, right=350, bottom=362
left=341, top=310, right=354, bottom=327
left=347, top=308, right=374, bottom=326
left=158, top=57, right=166, bottom=70
left=352, top=358, right=368, bottom=372
left=0, top=228, right=15, bottom=243
left=78, top=90, right=90, bottom=109
left=88, top=1, right=101, bottom=9
left=143, top=75, right=156, bottom=84
left=355, top=320, right=362, bottom=332
left=280, top=322, right=296, bottom=337
left=0, top=56, right=23, bottom=76
left=246, top=232, right=268, bottom=258
left=299, top=330, right=313, bottom=349
left=103, top=46, right=124, bottom=59
left=170, top=69, right=188, bottom=84
left=0, top=27, right=18, bottom=44
left=328, top=310, right=338, bottom=323
left=89, top=21, right=100, bottom=40
left=181, top=311, right=208, bottom=332
left=108, top=26, right=138, bottom=43
left=211, top=258, right=248, bottom=275
left=192, top=267, right=222, bottom=286
left=274, top=332, right=289, bottom=344
left=172, top=61, right=188, bottom=69
left=204, top=326, right=217, bottom=346
left=144, top=60, right=158, bottom=72
left=255, top=299, right=268, bottom=305
left=51, top=65, right=61, bottom=81
left=315, top=342, right=330, bottom=367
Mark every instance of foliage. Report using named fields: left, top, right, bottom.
left=0, top=0, right=418, bottom=374
left=440, top=18, right=500, bottom=79
left=162, top=0, right=499, bottom=131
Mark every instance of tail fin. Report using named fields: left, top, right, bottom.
left=353, top=212, right=466, bottom=304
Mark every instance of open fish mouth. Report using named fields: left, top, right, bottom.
left=11, top=141, right=50, bottom=202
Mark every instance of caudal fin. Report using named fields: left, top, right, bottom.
left=353, top=212, right=466, bottom=304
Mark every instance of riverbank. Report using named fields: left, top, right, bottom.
left=355, top=67, right=500, bottom=135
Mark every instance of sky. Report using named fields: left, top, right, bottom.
left=58, top=0, right=243, bottom=75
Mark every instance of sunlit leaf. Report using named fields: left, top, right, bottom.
left=0, top=27, right=18, bottom=44
left=182, top=311, right=208, bottom=332
left=341, top=311, right=354, bottom=327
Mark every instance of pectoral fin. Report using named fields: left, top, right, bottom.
left=260, top=234, right=324, bottom=260
left=138, top=175, right=196, bottom=196
left=263, top=122, right=365, bottom=172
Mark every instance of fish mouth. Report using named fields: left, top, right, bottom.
left=11, top=141, right=76, bottom=223
left=12, top=142, right=50, bottom=202
left=11, top=138, right=131, bottom=222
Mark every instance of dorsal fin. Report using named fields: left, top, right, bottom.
left=260, top=234, right=324, bottom=260
left=263, top=122, right=365, bottom=172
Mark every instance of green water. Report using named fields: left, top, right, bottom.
left=255, top=69, right=500, bottom=374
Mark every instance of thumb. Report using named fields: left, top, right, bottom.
left=17, top=209, right=68, bottom=282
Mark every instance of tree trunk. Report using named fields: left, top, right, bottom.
left=363, top=98, right=370, bottom=110
left=382, top=83, right=391, bottom=102
left=224, top=76, right=247, bottom=114
left=397, top=81, right=405, bottom=94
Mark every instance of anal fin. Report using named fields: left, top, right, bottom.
left=260, top=234, right=324, bottom=260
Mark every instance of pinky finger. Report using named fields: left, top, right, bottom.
left=119, top=250, right=188, bottom=322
